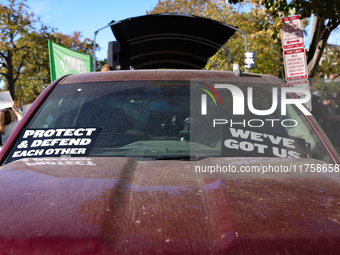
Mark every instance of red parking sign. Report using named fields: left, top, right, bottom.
left=283, top=48, right=308, bottom=81
left=281, top=15, right=304, bottom=50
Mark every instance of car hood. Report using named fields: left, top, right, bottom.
left=1, top=157, right=340, bottom=254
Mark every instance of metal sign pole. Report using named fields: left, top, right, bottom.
left=93, top=21, right=118, bottom=72
left=222, top=24, right=248, bottom=72
left=244, top=33, right=248, bottom=72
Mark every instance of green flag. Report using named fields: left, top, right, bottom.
left=48, top=40, right=92, bottom=82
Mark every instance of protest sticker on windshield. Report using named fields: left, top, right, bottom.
left=7, top=128, right=99, bottom=162
left=221, top=127, right=311, bottom=159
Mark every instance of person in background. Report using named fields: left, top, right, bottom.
left=101, top=64, right=114, bottom=71
left=311, top=91, right=323, bottom=125
left=323, top=94, right=334, bottom=115
left=326, top=92, right=340, bottom=145
left=313, top=90, right=322, bottom=102
left=11, top=101, right=22, bottom=121
left=0, top=101, right=22, bottom=144
left=312, top=94, right=335, bottom=141
left=332, top=91, right=340, bottom=115
left=329, top=91, right=340, bottom=123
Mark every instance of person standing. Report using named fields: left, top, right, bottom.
left=327, top=92, right=340, bottom=145
left=315, top=94, right=335, bottom=141
left=322, top=94, right=334, bottom=114
left=332, top=91, right=340, bottom=115
left=311, top=91, right=323, bottom=125
left=0, top=102, right=22, bottom=144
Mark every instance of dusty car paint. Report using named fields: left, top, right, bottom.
left=1, top=70, right=340, bottom=254
left=1, top=157, right=340, bottom=254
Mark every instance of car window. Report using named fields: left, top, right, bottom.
left=4, top=80, right=333, bottom=164
left=189, top=80, right=331, bottom=163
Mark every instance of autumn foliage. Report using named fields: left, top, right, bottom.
left=0, top=0, right=96, bottom=102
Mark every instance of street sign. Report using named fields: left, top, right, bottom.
left=287, top=79, right=309, bottom=89
left=244, top=51, right=256, bottom=69
left=281, top=15, right=304, bottom=50
left=286, top=80, right=311, bottom=111
left=281, top=15, right=310, bottom=111
left=283, top=48, right=308, bottom=81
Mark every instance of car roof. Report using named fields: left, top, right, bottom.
left=60, top=69, right=280, bottom=84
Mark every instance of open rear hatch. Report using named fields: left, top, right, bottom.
left=108, top=13, right=237, bottom=69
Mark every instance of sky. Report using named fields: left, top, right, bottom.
left=0, top=0, right=159, bottom=88
left=18, top=0, right=160, bottom=60
left=0, top=0, right=339, bottom=82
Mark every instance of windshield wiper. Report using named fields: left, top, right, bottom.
left=152, top=154, right=212, bottom=161
left=152, top=155, right=191, bottom=161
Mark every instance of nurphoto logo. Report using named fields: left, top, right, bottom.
left=199, top=84, right=311, bottom=116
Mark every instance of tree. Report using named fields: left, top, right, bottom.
left=0, top=0, right=36, bottom=100
left=148, top=0, right=284, bottom=76
left=317, top=44, right=340, bottom=80
left=0, top=0, right=98, bottom=102
left=16, top=29, right=96, bottom=103
left=206, top=7, right=284, bottom=77
left=148, top=0, right=212, bottom=16
left=228, top=0, right=340, bottom=78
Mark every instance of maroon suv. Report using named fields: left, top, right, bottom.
left=0, top=69, right=340, bottom=254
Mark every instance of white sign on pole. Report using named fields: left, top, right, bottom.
left=0, top=91, right=13, bottom=110
left=287, top=79, right=309, bottom=89
left=281, top=15, right=304, bottom=50
left=244, top=51, right=256, bottom=69
left=287, top=80, right=311, bottom=111
left=281, top=15, right=311, bottom=111
left=283, top=48, right=308, bottom=81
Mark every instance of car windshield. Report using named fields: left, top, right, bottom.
left=5, top=80, right=333, bottom=163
